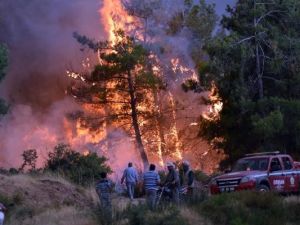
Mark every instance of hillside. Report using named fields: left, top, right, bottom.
left=0, top=174, right=99, bottom=225
left=1, top=173, right=300, bottom=225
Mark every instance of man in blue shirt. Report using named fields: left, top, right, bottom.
left=121, top=162, right=138, bottom=200
left=143, top=164, right=161, bottom=209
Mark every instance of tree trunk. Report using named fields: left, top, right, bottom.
left=254, top=0, right=263, bottom=99
left=256, top=43, right=264, bottom=99
left=153, top=90, right=166, bottom=164
left=127, top=70, right=149, bottom=170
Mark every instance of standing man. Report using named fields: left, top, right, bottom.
left=0, top=203, right=6, bottom=225
left=181, top=160, right=195, bottom=197
left=164, top=162, right=180, bottom=204
left=143, top=164, right=161, bottom=210
left=121, top=162, right=138, bottom=200
left=96, top=172, right=113, bottom=224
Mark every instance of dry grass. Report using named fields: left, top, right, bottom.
left=284, top=195, right=300, bottom=204
left=7, top=206, right=96, bottom=225
left=0, top=174, right=97, bottom=225
left=180, top=207, right=211, bottom=225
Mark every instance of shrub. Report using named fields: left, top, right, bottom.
left=121, top=204, right=188, bottom=225
left=194, top=170, right=211, bottom=184
left=44, top=143, right=111, bottom=186
left=20, top=149, right=38, bottom=171
left=197, top=191, right=285, bottom=225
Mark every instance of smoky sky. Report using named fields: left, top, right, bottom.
left=0, top=0, right=104, bottom=110
left=0, top=0, right=234, bottom=111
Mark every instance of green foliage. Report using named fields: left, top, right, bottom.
left=199, top=0, right=300, bottom=165
left=167, top=0, right=218, bottom=63
left=252, top=110, right=283, bottom=139
left=167, top=12, right=184, bottom=35
left=193, top=170, right=210, bottom=184
left=122, top=204, right=188, bottom=225
left=198, top=191, right=300, bottom=225
left=45, top=144, right=111, bottom=186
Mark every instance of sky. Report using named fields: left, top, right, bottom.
left=209, top=0, right=236, bottom=15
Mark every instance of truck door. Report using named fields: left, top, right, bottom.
left=282, top=156, right=298, bottom=192
left=268, top=157, right=285, bottom=192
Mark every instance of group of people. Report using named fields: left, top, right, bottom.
left=95, top=160, right=194, bottom=220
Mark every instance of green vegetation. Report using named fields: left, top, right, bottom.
left=167, top=0, right=218, bottom=64
left=197, top=191, right=300, bottom=225
left=2, top=173, right=300, bottom=225
left=190, top=0, right=300, bottom=166
left=44, top=143, right=111, bottom=186
left=120, top=205, right=188, bottom=225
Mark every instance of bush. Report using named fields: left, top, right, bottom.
left=194, top=170, right=211, bottom=184
left=197, top=191, right=286, bottom=225
left=121, top=204, right=188, bottom=225
left=44, top=143, right=111, bottom=186
left=20, top=149, right=38, bottom=171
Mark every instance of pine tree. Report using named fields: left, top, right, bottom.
left=199, top=0, right=300, bottom=166
left=71, top=30, right=163, bottom=169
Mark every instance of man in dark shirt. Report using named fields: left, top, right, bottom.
left=164, top=162, right=180, bottom=204
left=96, top=172, right=113, bottom=224
left=181, top=160, right=195, bottom=197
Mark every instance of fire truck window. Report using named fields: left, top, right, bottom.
left=270, top=158, right=282, bottom=171
left=282, top=157, right=292, bottom=170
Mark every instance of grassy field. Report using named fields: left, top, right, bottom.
left=0, top=173, right=299, bottom=225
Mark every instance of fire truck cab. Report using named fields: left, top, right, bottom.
left=210, top=152, right=300, bottom=194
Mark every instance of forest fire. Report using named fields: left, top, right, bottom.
left=65, top=0, right=224, bottom=172
left=0, top=0, right=224, bottom=174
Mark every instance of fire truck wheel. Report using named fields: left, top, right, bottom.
left=257, top=184, right=270, bottom=192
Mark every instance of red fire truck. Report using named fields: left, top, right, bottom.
left=210, top=152, right=300, bottom=194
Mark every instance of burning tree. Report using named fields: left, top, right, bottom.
left=71, top=30, right=163, bottom=169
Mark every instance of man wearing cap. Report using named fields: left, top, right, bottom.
left=164, top=162, right=180, bottom=204
left=181, top=160, right=195, bottom=197
left=121, top=162, right=139, bottom=200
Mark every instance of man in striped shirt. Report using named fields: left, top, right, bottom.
left=143, top=164, right=161, bottom=210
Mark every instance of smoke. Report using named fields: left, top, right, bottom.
left=0, top=0, right=103, bottom=107
left=0, top=0, right=105, bottom=167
